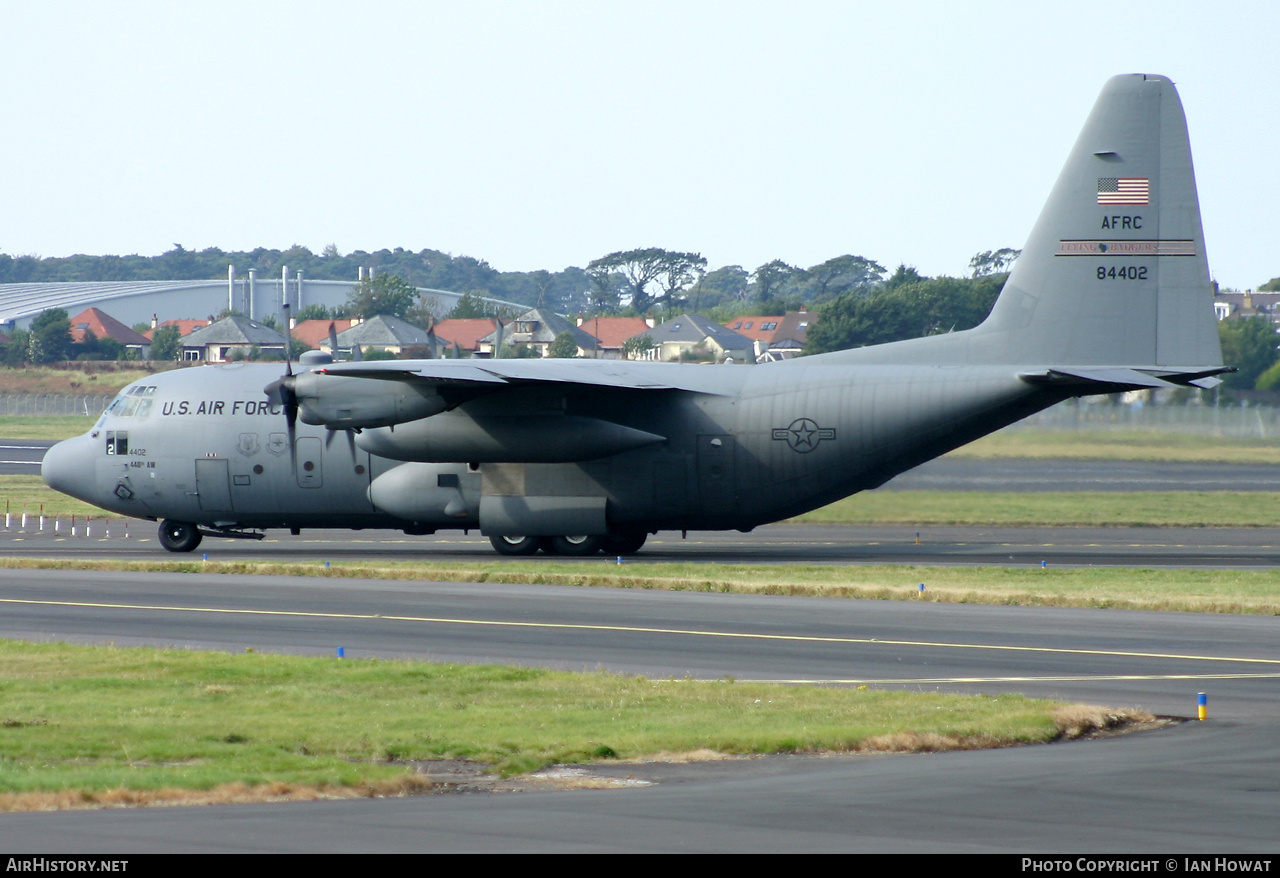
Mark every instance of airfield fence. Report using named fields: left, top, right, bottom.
left=0, top=394, right=113, bottom=417
left=1007, top=399, right=1280, bottom=439
left=1, top=393, right=1278, bottom=438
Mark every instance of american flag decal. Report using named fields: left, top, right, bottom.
left=1097, top=177, right=1149, bottom=205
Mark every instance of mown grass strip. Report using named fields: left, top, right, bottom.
left=0, top=416, right=99, bottom=441
left=0, top=638, right=1134, bottom=808
left=3, top=557, right=1280, bottom=615
left=793, top=490, right=1280, bottom=527
left=955, top=428, right=1280, bottom=464
left=0, top=475, right=102, bottom=518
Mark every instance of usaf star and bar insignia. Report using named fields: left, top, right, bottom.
left=772, top=418, right=837, bottom=453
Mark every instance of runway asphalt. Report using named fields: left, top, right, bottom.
left=0, top=440, right=53, bottom=475
left=0, top=569, right=1275, bottom=852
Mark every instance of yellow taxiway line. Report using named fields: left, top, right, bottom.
left=0, top=596, right=1277, bottom=669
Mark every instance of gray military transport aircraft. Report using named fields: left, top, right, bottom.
left=43, top=74, right=1225, bottom=556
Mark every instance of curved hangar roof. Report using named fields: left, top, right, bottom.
left=0, top=280, right=504, bottom=330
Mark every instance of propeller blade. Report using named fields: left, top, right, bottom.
left=264, top=371, right=298, bottom=471
left=323, top=426, right=358, bottom=463
left=283, top=303, right=294, bottom=377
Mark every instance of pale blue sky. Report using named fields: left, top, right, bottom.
left=2, top=1, right=1276, bottom=290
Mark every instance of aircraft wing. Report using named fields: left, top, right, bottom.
left=277, top=358, right=732, bottom=430
left=314, top=358, right=726, bottom=393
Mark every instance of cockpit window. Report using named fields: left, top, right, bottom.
left=107, top=386, right=158, bottom=418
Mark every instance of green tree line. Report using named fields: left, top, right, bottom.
left=0, top=244, right=1012, bottom=319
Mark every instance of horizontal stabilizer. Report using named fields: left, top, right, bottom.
left=1019, top=365, right=1234, bottom=393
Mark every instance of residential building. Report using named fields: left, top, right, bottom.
left=724, top=309, right=815, bottom=361
left=629, top=313, right=752, bottom=363
left=180, top=315, right=287, bottom=363
left=1213, top=290, right=1280, bottom=322
left=291, top=318, right=360, bottom=353
left=334, top=314, right=439, bottom=357
left=431, top=318, right=503, bottom=357
left=576, top=316, right=654, bottom=359
left=477, top=308, right=599, bottom=358
left=144, top=318, right=213, bottom=342
left=67, top=307, right=152, bottom=358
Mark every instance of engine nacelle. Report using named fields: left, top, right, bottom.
left=356, top=412, right=665, bottom=463
left=291, top=372, right=449, bottom=429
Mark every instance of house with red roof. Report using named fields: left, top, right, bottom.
left=142, top=318, right=212, bottom=341
left=576, top=316, right=654, bottom=359
left=723, top=309, right=815, bottom=361
left=69, top=307, right=151, bottom=356
left=431, top=318, right=503, bottom=356
left=291, top=318, right=360, bottom=352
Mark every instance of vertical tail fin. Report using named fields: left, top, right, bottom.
left=977, top=73, right=1220, bottom=370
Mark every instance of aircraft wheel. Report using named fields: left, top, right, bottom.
left=488, top=535, right=541, bottom=556
left=603, top=531, right=647, bottom=555
left=548, top=534, right=605, bottom=556
left=158, top=520, right=202, bottom=553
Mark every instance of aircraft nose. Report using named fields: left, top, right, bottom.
left=41, top=434, right=98, bottom=503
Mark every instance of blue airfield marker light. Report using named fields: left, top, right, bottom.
left=324, top=561, right=330, bottom=569
left=1198, top=692, right=1207, bottom=721
left=202, top=553, right=208, bottom=562
left=337, top=647, right=345, bottom=660
left=1041, top=560, right=1047, bottom=568
left=918, top=583, right=925, bottom=595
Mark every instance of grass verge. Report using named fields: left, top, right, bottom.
left=0, top=638, right=1144, bottom=809
left=792, top=490, right=1280, bottom=527
left=0, top=365, right=161, bottom=397
left=0, top=417, right=97, bottom=441
left=954, top=428, right=1280, bottom=464
left=1, top=476, right=102, bottom=518
left=3, top=557, right=1280, bottom=614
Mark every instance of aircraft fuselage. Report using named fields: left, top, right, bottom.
left=44, top=358, right=1060, bottom=542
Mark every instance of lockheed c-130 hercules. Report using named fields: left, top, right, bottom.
left=43, top=74, right=1226, bottom=556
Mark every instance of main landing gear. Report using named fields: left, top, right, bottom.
left=488, top=531, right=648, bottom=557
left=158, top=519, right=202, bottom=553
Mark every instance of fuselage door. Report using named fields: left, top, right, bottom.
left=195, top=458, right=234, bottom=512
left=296, top=437, right=323, bottom=489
